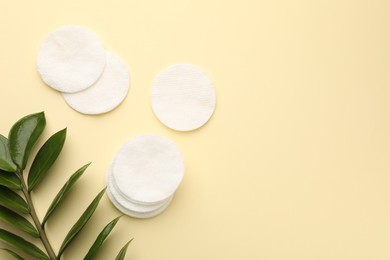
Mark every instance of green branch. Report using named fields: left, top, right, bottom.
left=17, top=170, right=57, bottom=260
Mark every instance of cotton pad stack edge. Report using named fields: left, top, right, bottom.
left=106, top=135, right=184, bottom=218
left=37, top=26, right=130, bottom=114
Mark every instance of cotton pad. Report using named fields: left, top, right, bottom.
left=37, top=26, right=106, bottom=93
left=62, top=52, right=130, bottom=114
left=112, top=135, right=185, bottom=205
left=106, top=163, right=171, bottom=213
left=106, top=163, right=173, bottom=213
left=151, top=64, right=216, bottom=131
left=109, top=171, right=173, bottom=210
left=106, top=184, right=173, bottom=219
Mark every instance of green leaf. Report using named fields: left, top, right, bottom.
left=0, top=248, right=24, bottom=260
left=0, top=186, right=29, bottom=214
left=0, top=205, right=39, bottom=238
left=8, top=112, right=46, bottom=170
left=0, top=135, right=17, bottom=172
left=84, top=216, right=122, bottom=260
left=0, top=170, right=21, bottom=190
left=58, top=188, right=106, bottom=257
left=43, top=163, right=90, bottom=225
left=115, top=239, right=133, bottom=260
left=0, top=229, right=49, bottom=259
left=27, top=128, right=66, bottom=191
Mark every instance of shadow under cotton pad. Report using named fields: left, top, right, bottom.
left=37, top=26, right=106, bottom=93
left=151, top=63, right=216, bottom=131
left=62, top=52, right=130, bottom=115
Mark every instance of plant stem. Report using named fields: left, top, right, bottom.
left=16, top=170, right=57, bottom=260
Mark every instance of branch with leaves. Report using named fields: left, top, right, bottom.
left=0, top=112, right=132, bottom=259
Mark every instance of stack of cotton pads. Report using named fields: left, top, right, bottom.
left=106, top=135, right=184, bottom=218
left=37, top=26, right=130, bottom=115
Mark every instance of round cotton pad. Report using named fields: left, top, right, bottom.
left=62, top=52, right=130, bottom=114
left=37, top=26, right=106, bottom=93
left=151, top=64, right=216, bottom=131
left=112, top=134, right=185, bottom=205
left=106, top=183, right=173, bottom=219
left=106, top=163, right=172, bottom=213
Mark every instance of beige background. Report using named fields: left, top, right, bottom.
left=1, top=0, right=390, bottom=259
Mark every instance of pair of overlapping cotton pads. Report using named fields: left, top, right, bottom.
left=37, top=26, right=130, bottom=115
left=106, top=135, right=184, bottom=218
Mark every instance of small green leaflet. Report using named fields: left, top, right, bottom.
left=0, top=186, right=29, bottom=214
left=28, top=128, right=66, bottom=191
left=8, top=112, right=46, bottom=170
left=84, top=215, right=122, bottom=259
left=0, top=206, right=39, bottom=237
left=0, top=170, right=21, bottom=190
left=58, top=188, right=106, bottom=257
left=43, top=163, right=90, bottom=225
left=115, top=239, right=133, bottom=260
left=0, top=229, right=49, bottom=260
left=0, top=135, right=17, bottom=172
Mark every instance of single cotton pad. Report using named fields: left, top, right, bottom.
left=106, top=163, right=172, bottom=213
left=62, top=52, right=130, bottom=114
left=151, top=64, right=216, bottom=131
left=112, top=134, right=185, bottom=205
left=37, top=26, right=106, bottom=93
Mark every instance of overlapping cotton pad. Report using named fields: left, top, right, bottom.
left=106, top=135, right=184, bottom=218
left=106, top=186, right=173, bottom=219
left=112, top=135, right=185, bottom=204
left=151, top=64, right=216, bottom=131
left=106, top=164, right=173, bottom=213
left=37, top=26, right=106, bottom=93
left=107, top=170, right=173, bottom=218
left=62, top=52, right=130, bottom=114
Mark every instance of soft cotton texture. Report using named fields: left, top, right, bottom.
left=37, top=26, right=106, bottom=93
left=106, top=184, right=173, bottom=218
left=106, top=163, right=172, bottom=214
left=112, top=135, right=185, bottom=205
left=151, top=64, right=216, bottom=131
left=62, top=52, right=130, bottom=114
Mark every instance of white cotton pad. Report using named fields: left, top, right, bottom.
left=151, top=64, right=216, bottom=131
left=62, top=52, right=130, bottom=114
left=106, top=183, right=173, bottom=218
left=106, top=163, right=172, bottom=213
left=112, top=134, right=185, bottom=205
left=110, top=170, right=172, bottom=210
left=37, top=26, right=106, bottom=93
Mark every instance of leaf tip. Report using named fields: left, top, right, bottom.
left=124, top=238, right=134, bottom=247
left=58, top=128, right=67, bottom=138
left=35, top=111, right=46, bottom=121
left=113, top=215, right=123, bottom=223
